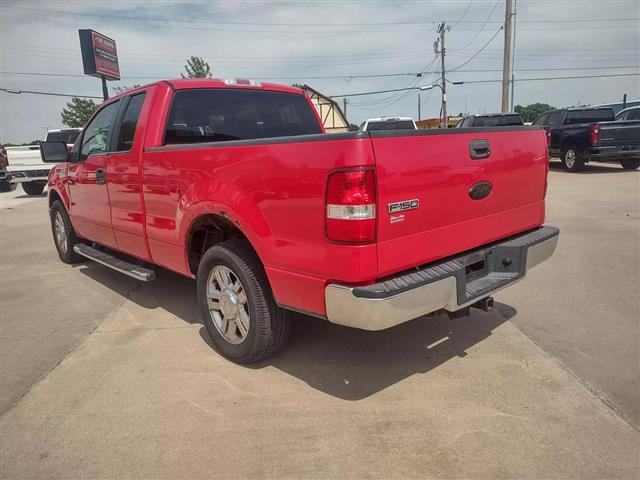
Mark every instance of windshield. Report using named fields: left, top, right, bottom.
left=46, top=131, right=81, bottom=144
left=473, top=115, right=523, bottom=127
left=365, top=120, right=415, bottom=131
left=565, top=109, right=615, bottom=124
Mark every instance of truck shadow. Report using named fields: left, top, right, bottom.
left=549, top=160, right=634, bottom=174
left=78, top=263, right=515, bottom=401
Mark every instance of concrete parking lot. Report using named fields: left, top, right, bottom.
left=1, top=163, right=638, bottom=479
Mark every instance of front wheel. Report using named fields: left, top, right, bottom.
left=50, top=200, right=84, bottom=264
left=197, top=240, right=290, bottom=363
left=620, top=159, right=640, bottom=170
left=561, top=146, right=585, bottom=172
left=22, top=181, right=46, bottom=196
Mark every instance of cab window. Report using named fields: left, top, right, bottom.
left=115, top=93, right=146, bottom=152
left=79, top=101, right=120, bottom=160
left=532, top=113, right=549, bottom=126
left=547, top=111, right=564, bottom=126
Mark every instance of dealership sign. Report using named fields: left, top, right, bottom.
left=78, top=29, right=120, bottom=81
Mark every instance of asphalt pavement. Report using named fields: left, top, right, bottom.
left=0, top=162, right=638, bottom=479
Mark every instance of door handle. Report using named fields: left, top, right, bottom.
left=96, top=169, right=106, bottom=185
left=469, top=140, right=491, bottom=159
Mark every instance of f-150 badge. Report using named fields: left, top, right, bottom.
left=388, top=199, right=419, bottom=214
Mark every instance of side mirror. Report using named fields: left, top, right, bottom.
left=40, top=141, right=70, bottom=163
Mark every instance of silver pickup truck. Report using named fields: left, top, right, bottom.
left=3, top=129, right=81, bottom=195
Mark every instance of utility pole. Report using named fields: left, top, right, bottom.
left=437, top=22, right=449, bottom=128
left=502, top=0, right=513, bottom=112
left=510, top=0, right=517, bottom=111
left=101, top=75, right=109, bottom=101
left=418, top=92, right=421, bottom=120
left=342, top=98, right=348, bottom=119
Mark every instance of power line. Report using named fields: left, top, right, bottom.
left=2, top=73, right=638, bottom=102
left=453, top=1, right=473, bottom=26
left=4, top=5, right=636, bottom=26
left=452, top=73, right=640, bottom=84
left=0, top=88, right=102, bottom=99
left=3, top=65, right=639, bottom=82
left=458, top=0, right=501, bottom=50
left=450, top=26, right=505, bottom=71
left=0, top=71, right=426, bottom=81
left=330, top=73, right=640, bottom=98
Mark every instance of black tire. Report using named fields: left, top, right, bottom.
left=197, top=239, right=291, bottom=363
left=50, top=200, right=84, bottom=264
left=561, top=146, right=585, bottom=172
left=0, top=180, right=16, bottom=192
left=22, top=181, right=46, bottom=196
left=620, top=159, right=640, bottom=170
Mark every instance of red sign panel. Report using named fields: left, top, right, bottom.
left=92, top=31, right=120, bottom=79
left=79, top=29, right=120, bottom=81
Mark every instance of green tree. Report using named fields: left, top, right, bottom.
left=112, top=84, right=142, bottom=95
left=181, top=56, right=212, bottom=78
left=514, top=103, right=555, bottom=123
left=61, top=97, right=98, bottom=128
left=349, top=123, right=360, bottom=131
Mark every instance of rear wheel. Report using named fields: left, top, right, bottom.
left=561, top=146, right=585, bottom=172
left=620, top=159, right=640, bottom=170
left=22, top=181, right=46, bottom=196
left=197, top=239, right=290, bottom=363
left=0, top=180, right=16, bottom=192
left=50, top=200, right=84, bottom=264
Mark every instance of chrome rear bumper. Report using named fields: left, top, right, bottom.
left=325, top=226, right=559, bottom=331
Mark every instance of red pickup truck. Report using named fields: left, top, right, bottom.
left=41, top=79, right=559, bottom=363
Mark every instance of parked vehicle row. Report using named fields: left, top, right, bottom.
left=532, top=107, right=640, bottom=172
left=40, top=78, right=557, bottom=363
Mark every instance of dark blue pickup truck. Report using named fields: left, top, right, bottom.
left=532, top=107, right=640, bottom=172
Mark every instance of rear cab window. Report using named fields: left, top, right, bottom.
left=164, top=89, right=322, bottom=145
left=472, top=115, right=523, bottom=127
left=547, top=111, right=564, bottom=126
left=565, top=109, right=615, bottom=124
left=365, top=120, right=415, bottom=131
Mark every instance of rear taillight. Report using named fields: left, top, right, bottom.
left=0, top=147, right=7, bottom=167
left=590, top=124, right=600, bottom=143
left=325, top=168, right=376, bottom=243
left=545, top=129, right=552, bottom=146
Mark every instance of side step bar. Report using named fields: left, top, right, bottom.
left=73, top=244, right=156, bottom=282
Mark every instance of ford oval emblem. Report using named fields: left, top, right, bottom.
left=469, top=181, right=492, bottom=200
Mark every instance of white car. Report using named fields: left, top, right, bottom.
left=4, top=128, right=81, bottom=195
left=359, top=117, right=417, bottom=131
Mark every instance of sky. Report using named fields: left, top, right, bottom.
left=1, top=0, right=639, bottom=143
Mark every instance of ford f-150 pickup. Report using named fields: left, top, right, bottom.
left=40, top=78, right=559, bottom=363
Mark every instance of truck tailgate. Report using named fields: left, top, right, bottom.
left=5, top=145, right=43, bottom=168
left=597, top=120, right=640, bottom=146
left=371, top=128, right=547, bottom=277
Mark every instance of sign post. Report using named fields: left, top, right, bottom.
left=78, top=29, right=120, bottom=101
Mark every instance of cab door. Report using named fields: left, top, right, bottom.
left=67, top=100, right=121, bottom=249
left=106, top=90, right=153, bottom=260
